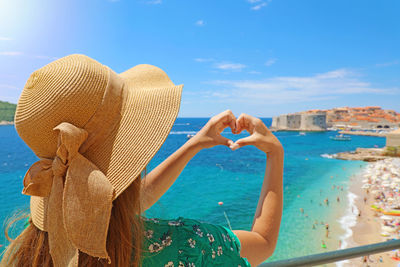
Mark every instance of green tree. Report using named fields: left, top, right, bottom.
left=0, top=100, right=16, bottom=122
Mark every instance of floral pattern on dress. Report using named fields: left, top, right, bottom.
left=211, top=248, right=216, bottom=259
left=144, top=229, right=154, bottom=239
left=207, top=233, right=215, bottom=244
left=143, top=217, right=160, bottom=223
left=149, top=242, right=162, bottom=253
left=147, top=231, right=173, bottom=253
left=192, top=224, right=203, bottom=237
left=179, top=258, right=196, bottom=267
left=217, top=246, right=223, bottom=256
left=141, top=217, right=251, bottom=266
left=161, top=232, right=173, bottom=247
left=168, top=219, right=184, bottom=226
left=187, top=238, right=196, bottom=248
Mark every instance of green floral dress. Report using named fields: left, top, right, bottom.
left=140, top=217, right=251, bottom=267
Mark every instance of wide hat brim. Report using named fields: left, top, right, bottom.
left=30, top=63, right=183, bottom=231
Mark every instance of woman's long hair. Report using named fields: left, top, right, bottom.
left=1, top=176, right=143, bottom=267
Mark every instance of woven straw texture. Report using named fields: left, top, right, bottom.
left=14, top=54, right=183, bottom=265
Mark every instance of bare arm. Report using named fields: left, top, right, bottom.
left=232, top=114, right=284, bottom=266
left=141, top=110, right=237, bottom=211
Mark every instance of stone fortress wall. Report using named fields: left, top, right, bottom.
left=272, top=112, right=327, bottom=131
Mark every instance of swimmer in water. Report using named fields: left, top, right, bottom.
left=325, top=224, right=329, bottom=238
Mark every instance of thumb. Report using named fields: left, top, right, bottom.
left=234, top=135, right=256, bottom=148
left=216, top=135, right=235, bottom=148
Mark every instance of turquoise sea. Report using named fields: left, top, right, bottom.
left=0, top=118, right=385, bottom=262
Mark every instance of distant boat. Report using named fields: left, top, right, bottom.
left=330, top=134, right=351, bottom=141
left=187, top=134, right=195, bottom=139
left=299, top=132, right=306, bottom=136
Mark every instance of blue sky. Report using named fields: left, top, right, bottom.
left=0, top=0, right=399, bottom=117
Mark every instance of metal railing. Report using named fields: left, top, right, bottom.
left=260, top=239, right=400, bottom=267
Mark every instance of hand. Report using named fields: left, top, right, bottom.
left=233, top=113, right=283, bottom=154
left=190, top=110, right=237, bottom=150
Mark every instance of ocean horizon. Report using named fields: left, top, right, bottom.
left=0, top=118, right=385, bottom=262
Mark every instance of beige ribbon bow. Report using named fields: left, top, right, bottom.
left=22, top=122, right=115, bottom=266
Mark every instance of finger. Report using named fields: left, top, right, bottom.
left=220, top=110, right=236, bottom=133
left=228, top=113, right=237, bottom=134
left=216, top=110, right=236, bottom=134
left=216, top=135, right=234, bottom=148
left=235, top=114, right=245, bottom=134
left=234, top=135, right=256, bottom=148
left=237, top=114, right=254, bottom=134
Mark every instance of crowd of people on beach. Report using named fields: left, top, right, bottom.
left=362, top=159, right=400, bottom=237
left=361, top=158, right=400, bottom=263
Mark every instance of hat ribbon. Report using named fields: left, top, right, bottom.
left=22, top=122, right=115, bottom=266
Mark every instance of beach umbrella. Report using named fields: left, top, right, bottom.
left=381, top=215, right=393, bottom=220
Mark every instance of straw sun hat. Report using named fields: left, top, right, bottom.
left=14, top=54, right=183, bottom=266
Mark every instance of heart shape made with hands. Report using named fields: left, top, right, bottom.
left=212, top=113, right=265, bottom=151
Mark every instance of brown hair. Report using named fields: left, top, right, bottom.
left=1, top=176, right=143, bottom=267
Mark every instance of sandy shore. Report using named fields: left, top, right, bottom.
left=342, top=159, right=400, bottom=267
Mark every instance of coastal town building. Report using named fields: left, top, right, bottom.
left=272, top=106, right=400, bottom=131
left=326, top=106, right=400, bottom=130
left=271, top=111, right=327, bottom=131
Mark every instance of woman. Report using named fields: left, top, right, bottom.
left=1, top=54, right=283, bottom=267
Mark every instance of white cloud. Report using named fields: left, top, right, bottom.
left=251, top=2, right=268, bottom=10
left=214, top=62, right=246, bottom=71
left=195, top=20, right=205, bottom=26
left=0, top=51, right=22, bottom=56
left=265, top=58, right=277, bottom=66
left=248, top=70, right=262, bottom=74
left=0, top=84, right=18, bottom=90
left=375, top=61, right=399, bottom=67
left=194, top=58, right=214, bottom=62
left=0, top=52, right=58, bottom=60
left=0, top=37, right=12, bottom=41
left=203, top=69, right=399, bottom=104
left=247, top=0, right=271, bottom=10
left=32, top=55, right=58, bottom=60
left=146, top=0, right=162, bottom=4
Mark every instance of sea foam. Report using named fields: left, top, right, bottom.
left=321, top=153, right=337, bottom=159
left=336, top=191, right=359, bottom=266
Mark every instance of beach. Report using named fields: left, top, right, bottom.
left=337, top=158, right=400, bottom=266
